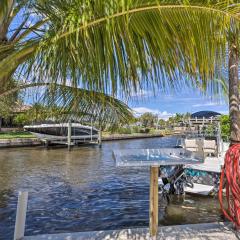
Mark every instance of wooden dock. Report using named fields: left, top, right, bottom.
left=23, top=222, right=239, bottom=240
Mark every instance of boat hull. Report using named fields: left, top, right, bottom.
left=24, top=123, right=99, bottom=143
left=29, top=132, right=99, bottom=141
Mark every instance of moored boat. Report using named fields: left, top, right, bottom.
left=24, top=123, right=99, bottom=144
left=159, top=113, right=229, bottom=197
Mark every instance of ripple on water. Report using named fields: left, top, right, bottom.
left=0, top=137, right=222, bottom=240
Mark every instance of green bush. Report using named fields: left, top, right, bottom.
left=131, top=126, right=141, bottom=133
left=13, top=113, right=29, bottom=126
left=117, top=127, right=132, bottom=134
left=220, top=115, right=230, bottom=142
left=205, top=125, right=215, bottom=136
left=139, top=128, right=150, bottom=133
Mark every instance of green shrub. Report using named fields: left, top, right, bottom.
left=131, top=126, right=141, bottom=133
left=117, top=127, right=132, bottom=134
left=220, top=115, right=230, bottom=142
left=13, top=113, right=29, bottom=126
left=139, top=128, right=150, bottom=133
left=205, top=125, right=215, bottom=136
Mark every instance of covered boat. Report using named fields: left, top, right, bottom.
left=24, top=123, right=99, bottom=144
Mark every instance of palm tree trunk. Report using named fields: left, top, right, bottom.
left=0, top=116, right=2, bottom=132
left=229, top=36, right=240, bottom=143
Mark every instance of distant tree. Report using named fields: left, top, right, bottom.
left=167, top=116, right=176, bottom=127
left=220, top=115, right=230, bottom=142
left=183, top=112, right=191, bottom=122
left=13, top=113, right=29, bottom=126
left=157, top=119, right=166, bottom=129
left=174, top=113, right=184, bottom=122
left=0, top=79, right=21, bottom=130
left=139, top=112, right=157, bottom=128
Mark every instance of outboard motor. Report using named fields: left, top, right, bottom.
left=158, top=165, right=194, bottom=202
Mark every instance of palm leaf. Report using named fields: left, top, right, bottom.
left=0, top=0, right=13, bottom=24
left=42, top=84, right=134, bottom=127
left=0, top=82, right=134, bottom=126
left=20, top=0, right=239, bottom=99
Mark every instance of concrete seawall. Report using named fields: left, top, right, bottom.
left=102, top=133, right=166, bottom=141
left=0, top=138, right=41, bottom=148
left=0, top=133, right=176, bottom=148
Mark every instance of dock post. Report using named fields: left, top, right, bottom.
left=14, top=191, right=28, bottom=240
left=45, top=140, right=49, bottom=149
left=149, top=166, right=159, bottom=239
left=68, top=120, right=72, bottom=151
left=91, top=119, right=93, bottom=142
left=98, top=128, right=102, bottom=148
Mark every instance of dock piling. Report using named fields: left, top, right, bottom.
left=149, top=166, right=159, bottom=239
left=90, top=119, right=93, bottom=142
left=14, top=191, right=28, bottom=240
left=68, top=120, right=72, bottom=151
left=98, top=128, right=102, bottom=148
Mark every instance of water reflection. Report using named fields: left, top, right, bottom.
left=0, top=137, right=222, bottom=239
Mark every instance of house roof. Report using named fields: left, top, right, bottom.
left=191, top=111, right=221, bottom=119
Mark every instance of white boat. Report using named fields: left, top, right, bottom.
left=159, top=138, right=229, bottom=196
left=183, top=138, right=228, bottom=195
left=24, top=123, right=99, bottom=143
left=159, top=111, right=229, bottom=196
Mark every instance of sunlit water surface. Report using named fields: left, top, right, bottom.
left=0, top=137, right=222, bottom=239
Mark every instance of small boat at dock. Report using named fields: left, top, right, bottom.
left=159, top=113, right=229, bottom=197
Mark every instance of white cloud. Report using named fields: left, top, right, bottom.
left=192, top=102, right=224, bottom=107
left=219, top=110, right=229, bottom=115
left=130, top=89, right=153, bottom=98
left=132, top=107, right=174, bottom=120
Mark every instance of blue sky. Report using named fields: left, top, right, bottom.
left=25, top=85, right=229, bottom=120
left=25, top=84, right=229, bottom=120
left=128, top=86, right=228, bottom=120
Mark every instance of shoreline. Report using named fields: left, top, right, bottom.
left=0, top=132, right=178, bottom=148
left=102, top=132, right=167, bottom=141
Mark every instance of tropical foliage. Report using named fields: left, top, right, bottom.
left=11, top=86, right=134, bottom=127
left=0, top=1, right=240, bottom=135
left=1, top=1, right=239, bottom=94
left=220, top=114, right=230, bottom=141
left=0, top=0, right=134, bottom=126
left=0, top=79, right=20, bottom=119
left=7, top=2, right=239, bottom=93
left=139, top=112, right=157, bottom=128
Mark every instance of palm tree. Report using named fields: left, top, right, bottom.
left=0, top=0, right=134, bottom=125
left=0, top=0, right=46, bottom=88
left=1, top=2, right=239, bottom=133
left=19, top=0, right=237, bottom=140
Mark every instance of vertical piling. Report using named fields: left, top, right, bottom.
left=98, top=127, right=102, bottom=148
left=14, top=191, right=28, bottom=240
left=68, top=120, right=72, bottom=151
left=91, top=119, right=93, bottom=142
left=149, top=166, right=159, bottom=238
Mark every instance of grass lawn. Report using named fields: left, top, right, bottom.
left=0, top=131, right=35, bottom=139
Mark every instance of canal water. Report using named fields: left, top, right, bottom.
left=0, top=136, right=222, bottom=239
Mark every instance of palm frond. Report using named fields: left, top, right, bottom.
left=22, top=0, right=239, bottom=99
left=0, top=0, right=13, bottom=25
left=42, top=84, right=134, bottom=126
left=0, top=82, right=134, bottom=126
